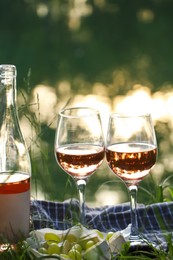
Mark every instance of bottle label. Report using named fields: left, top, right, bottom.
left=0, top=174, right=30, bottom=243
left=0, top=190, right=30, bottom=243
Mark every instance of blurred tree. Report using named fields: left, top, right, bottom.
left=0, top=0, right=172, bottom=90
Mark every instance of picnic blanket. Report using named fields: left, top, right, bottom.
left=31, top=200, right=173, bottom=250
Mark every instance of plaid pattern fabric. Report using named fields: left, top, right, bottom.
left=30, top=200, right=173, bottom=248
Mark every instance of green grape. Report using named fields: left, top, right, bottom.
left=85, top=240, right=95, bottom=249
left=47, top=242, right=61, bottom=255
left=79, top=234, right=99, bottom=249
left=71, top=243, right=82, bottom=253
left=106, top=232, right=114, bottom=241
left=38, top=247, right=48, bottom=254
left=95, top=229, right=104, bottom=239
left=68, top=248, right=82, bottom=260
left=64, top=234, right=78, bottom=243
left=45, top=232, right=61, bottom=244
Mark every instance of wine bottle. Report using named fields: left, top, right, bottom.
left=0, top=65, right=31, bottom=245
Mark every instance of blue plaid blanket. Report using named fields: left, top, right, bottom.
left=31, top=200, right=173, bottom=249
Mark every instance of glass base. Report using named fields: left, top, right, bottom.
left=128, top=238, right=158, bottom=257
left=121, top=224, right=159, bottom=254
left=130, top=233, right=156, bottom=246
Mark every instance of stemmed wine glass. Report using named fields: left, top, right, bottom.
left=106, top=113, right=157, bottom=246
left=55, top=107, right=105, bottom=225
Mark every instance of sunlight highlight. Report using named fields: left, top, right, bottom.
left=113, top=85, right=173, bottom=125
left=137, top=8, right=154, bottom=23
left=31, top=84, right=57, bottom=126
left=68, top=0, right=93, bottom=30
left=95, top=189, right=126, bottom=206
left=20, top=82, right=173, bottom=152
left=113, top=86, right=152, bottom=115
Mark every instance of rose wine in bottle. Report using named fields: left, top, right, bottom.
left=0, top=65, right=31, bottom=246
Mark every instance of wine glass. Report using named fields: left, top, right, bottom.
left=106, top=113, right=157, bottom=246
left=55, top=107, right=105, bottom=225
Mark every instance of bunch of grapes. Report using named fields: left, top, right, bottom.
left=37, top=230, right=114, bottom=260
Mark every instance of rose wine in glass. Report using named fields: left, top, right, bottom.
left=106, top=113, right=157, bottom=245
left=55, top=107, right=105, bottom=225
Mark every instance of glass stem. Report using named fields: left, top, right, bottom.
left=76, top=179, right=86, bottom=225
left=128, top=185, right=139, bottom=242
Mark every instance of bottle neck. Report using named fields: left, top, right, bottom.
left=0, top=77, right=16, bottom=129
left=0, top=65, right=17, bottom=109
left=4, top=80, right=15, bottom=108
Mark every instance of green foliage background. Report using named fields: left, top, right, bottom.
left=1, top=0, right=173, bottom=205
